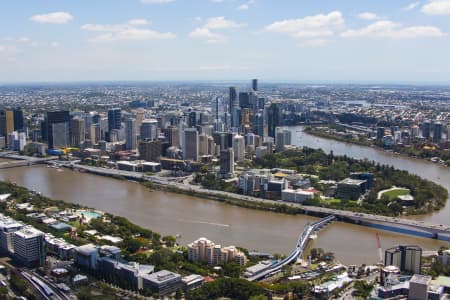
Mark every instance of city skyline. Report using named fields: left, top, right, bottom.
left=1, top=0, right=450, bottom=83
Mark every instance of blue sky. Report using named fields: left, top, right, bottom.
left=1, top=0, right=450, bottom=83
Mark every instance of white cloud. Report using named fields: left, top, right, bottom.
left=209, top=0, right=225, bottom=2
left=422, top=0, right=450, bottom=15
left=50, top=42, right=61, bottom=47
left=189, top=16, right=246, bottom=43
left=342, top=20, right=446, bottom=38
left=238, top=4, right=249, bottom=10
left=141, top=0, right=174, bottom=3
left=357, top=12, right=379, bottom=20
left=238, top=0, right=255, bottom=10
left=204, top=16, right=246, bottom=29
left=82, top=21, right=175, bottom=42
left=0, top=45, right=5, bottom=52
left=404, top=2, right=420, bottom=10
left=265, top=11, right=344, bottom=39
left=188, top=27, right=225, bottom=43
left=30, top=12, right=73, bottom=24
left=128, top=19, right=150, bottom=25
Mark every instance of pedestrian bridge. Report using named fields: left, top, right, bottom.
left=246, top=215, right=335, bottom=282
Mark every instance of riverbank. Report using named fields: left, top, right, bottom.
left=2, top=164, right=449, bottom=265
left=304, top=126, right=450, bottom=167
left=60, top=163, right=450, bottom=243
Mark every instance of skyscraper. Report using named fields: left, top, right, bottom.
left=220, top=148, right=234, bottom=178
left=125, top=118, right=137, bottom=150
left=108, top=108, right=121, bottom=133
left=253, top=110, right=265, bottom=137
left=140, top=119, right=158, bottom=141
left=422, top=120, right=431, bottom=139
left=232, top=135, right=245, bottom=162
left=183, top=128, right=199, bottom=161
left=90, top=123, right=101, bottom=145
left=163, top=127, right=180, bottom=148
left=46, top=111, right=70, bottom=149
left=433, top=122, right=443, bottom=143
left=229, top=87, right=237, bottom=113
left=0, top=110, right=15, bottom=143
left=198, top=134, right=209, bottom=157
left=252, top=79, right=258, bottom=92
left=70, top=117, right=85, bottom=147
left=139, top=139, right=162, bottom=162
left=267, top=103, right=280, bottom=138
left=275, top=127, right=292, bottom=151
left=13, top=108, right=24, bottom=132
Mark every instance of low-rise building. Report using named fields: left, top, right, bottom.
left=336, top=178, right=367, bottom=200
left=408, top=274, right=431, bottom=300
left=74, top=243, right=98, bottom=270
left=282, top=189, right=315, bottom=203
left=182, top=274, right=204, bottom=291
left=12, top=226, right=46, bottom=267
left=141, top=270, right=182, bottom=296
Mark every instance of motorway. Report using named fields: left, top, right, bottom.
left=59, top=163, right=450, bottom=240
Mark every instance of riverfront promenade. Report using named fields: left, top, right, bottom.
left=60, top=162, right=450, bottom=241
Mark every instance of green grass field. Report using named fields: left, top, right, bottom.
left=383, top=188, right=410, bottom=201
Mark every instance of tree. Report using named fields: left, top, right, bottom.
left=353, top=280, right=373, bottom=298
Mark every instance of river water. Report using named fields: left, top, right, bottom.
left=0, top=127, right=449, bottom=264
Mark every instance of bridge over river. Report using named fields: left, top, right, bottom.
left=246, top=215, right=336, bottom=282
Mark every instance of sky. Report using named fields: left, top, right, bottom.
left=1, top=0, right=450, bottom=83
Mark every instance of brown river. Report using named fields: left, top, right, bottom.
left=0, top=126, right=449, bottom=264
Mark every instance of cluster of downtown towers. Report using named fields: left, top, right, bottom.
left=0, top=79, right=292, bottom=175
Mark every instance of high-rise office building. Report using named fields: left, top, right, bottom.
left=220, top=148, right=234, bottom=178
left=433, top=122, right=443, bottom=143
left=275, top=127, right=292, bottom=151
left=267, top=103, right=280, bottom=138
left=70, top=118, right=85, bottom=147
left=213, top=132, right=233, bottom=150
left=0, top=110, right=15, bottom=143
left=183, top=128, right=199, bottom=161
left=198, top=134, right=209, bottom=157
left=90, top=123, right=101, bottom=145
left=252, top=79, right=258, bottom=92
left=229, top=87, right=237, bottom=113
left=46, top=111, right=70, bottom=149
left=163, top=127, right=180, bottom=148
left=139, top=140, right=162, bottom=162
left=13, top=108, right=24, bottom=132
left=108, top=108, right=122, bottom=133
left=422, top=120, right=431, bottom=139
left=232, top=135, right=245, bottom=162
left=188, top=111, right=198, bottom=128
left=239, top=92, right=251, bottom=109
left=125, top=118, right=137, bottom=150
left=253, top=110, right=265, bottom=137
left=385, top=245, right=422, bottom=275
left=140, top=119, right=158, bottom=141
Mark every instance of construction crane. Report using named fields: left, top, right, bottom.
left=376, top=233, right=384, bottom=265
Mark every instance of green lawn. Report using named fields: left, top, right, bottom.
left=383, top=189, right=410, bottom=201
